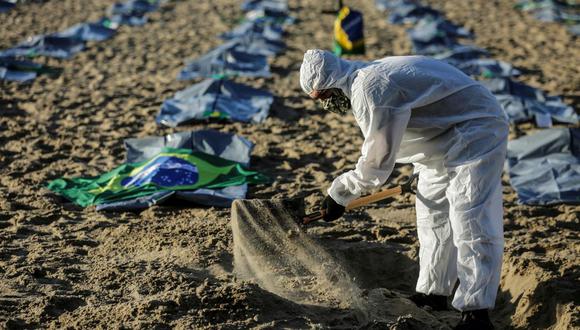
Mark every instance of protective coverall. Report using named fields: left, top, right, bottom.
left=300, top=50, right=508, bottom=311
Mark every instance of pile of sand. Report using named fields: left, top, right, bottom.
left=231, top=199, right=366, bottom=316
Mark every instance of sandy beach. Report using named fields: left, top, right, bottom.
left=0, top=0, right=578, bottom=328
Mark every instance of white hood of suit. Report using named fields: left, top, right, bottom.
left=299, top=49, right=368, bottom=98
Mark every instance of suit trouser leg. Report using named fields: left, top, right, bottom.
left=415, top=162, right=458, bottom=296
left=446, top=144, right=506, bottom=311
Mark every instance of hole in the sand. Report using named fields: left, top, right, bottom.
left=320, top=239, right=419, bottom=292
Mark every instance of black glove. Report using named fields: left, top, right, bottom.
left=321, top=195, right=345, bottom=222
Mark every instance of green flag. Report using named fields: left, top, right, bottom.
left=47, top=148, right=269, bottom=207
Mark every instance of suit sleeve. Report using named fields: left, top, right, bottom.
left=328, top=89, right=411, bottom=206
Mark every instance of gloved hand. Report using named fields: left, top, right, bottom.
left=321, top=195, right=345, bottom=222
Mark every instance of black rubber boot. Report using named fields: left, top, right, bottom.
left=409, top=293, right=448, bottom=311
left=454, top=309, right=494, bottom=330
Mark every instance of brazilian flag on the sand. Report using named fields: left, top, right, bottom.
left=47, top=148, right=268, bottom=207
left=333, top=6, right=365, bottom=56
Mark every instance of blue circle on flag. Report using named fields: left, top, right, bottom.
left=121, top=156, right=199, bottom=188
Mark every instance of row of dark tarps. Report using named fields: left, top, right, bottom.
left=376, top=0, right=579, bottom=205
left=161, top=3, right=295, bottom=127
left=515, top=0, right=580, bottom=36
left=0, top=0, right=163, bottom=82
left=46, top=0, right=293, bottom=211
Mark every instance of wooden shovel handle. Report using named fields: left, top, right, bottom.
left=345, top=186, right=402, bottom=211
left=301, top=174, right=417, bottom=225
left=302, top=210, right=325, bottom=225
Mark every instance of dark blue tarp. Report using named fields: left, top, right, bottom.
left=227, top=35, right=286, bottom=57
left=242, top=0, right=288, bottom=13
left=0, top=67, right=35, bottom=82
left=455, top=59, right=521, bottom=78
left=376, top=0, right=417, bottom=11
left=157, top=78, right=273, bottom=126
left=221, top=19, right=284, bottom=41
left=110, top=0, right=158, bottom=15
left=0, top=20, right=117, bottom=59
left=480, top=78, right=545, bottom=101
left=433, top=45, right=489, bottom=65
left=507, top=128, right=580, bottom=205
left=124, top=130, right=254, bottom=167
left=0, top=0, right=15, bottom=13
left=408, top=17, right=473, bottom=55
left=388, top=3, right=440, bottom=24
left=107, top=0, right=159, bottom=26
left=58, top=21, right=117, bottom=42
left=410, top=35, right=460, bottom=55
left=408, top=17, right=473, bottom=42
left=480, top=78, right=578, bottom=127
left=516, top=1, right=580, bottom=35
left=495, top=94, right=578, bottom=127
left=178, top=41, right=271, bottom=80
left=0, top=34, right=85, bottom=59
left=0, top=56, right=42, bottom=82
left=96, top=130, right=255, bottom=211
left=535, top=7, right=580, bottom=22
left=242, top=5, right=296, bottom=27
left=517, top=0, right=580, bottom=23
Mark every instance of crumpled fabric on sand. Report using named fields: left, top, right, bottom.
left=300, top=49, right=508, bottom=311
left=221, top=19, right=284, bottom=41
left=433, top=45, right=489, bottom=65
left=480, top=77, right=546, bottom=100
left=0, top=0, right=15, bottom=13
left=408, top=17, right=473, bottom=43
left=96, top=130, right=255, bottom=211
left=517, top=0, right=580, bottom=23
left=48, top=147, right=267, bottom=208
left=454, top=59, right=521, bottom=78
left=107, top=0, right=160, bottom=26
left=0, top=20, right=116, bottom=59
left=495, top=94, right=578, bottom=127
left=242, top=0, right=288, bottom=13
left=507, top=128, right=580, bottom=205
left=407, top=17, right=473, bottom=55
left=480, top=77, right=577, bottom=127
left=244, top=5, right=295, bottom=27
left=388, top=3, right=441, bottom=25
left=0, top=34, right=86, bottom=59
left=229, top=34, right=286, bottom=56
left=0, top=56, right=53, bottom=82
left=124, top=130, right=254, bottom=166
left=410, top=35, right=461, bottom=55
left=157, top=78, right=273, bottom=126
left=375, top=0, right=416, bottom=11
left=0, top=66, right=36, bottom=82
left=57, top=21, right=117, bottom=42
left=179, top=41, right=271, bottom=79
left=533, top=6, right=580, bottom=22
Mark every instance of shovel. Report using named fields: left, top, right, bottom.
left=231, top=174, right=418, bottom=235
left=301, top=173, right=418, bottom=225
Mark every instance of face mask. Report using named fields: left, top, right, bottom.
left=319, top=89, right=351, bottom=115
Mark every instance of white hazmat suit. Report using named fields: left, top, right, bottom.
left=300, top=50, right=508, bottom=311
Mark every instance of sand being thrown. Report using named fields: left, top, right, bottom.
left=231, top=199, right=368, bottom=323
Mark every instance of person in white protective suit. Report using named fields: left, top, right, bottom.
left=300, top=49, right=508, bottom=330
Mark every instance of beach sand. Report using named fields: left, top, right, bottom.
left=0, top=0, right=578, bottom=328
